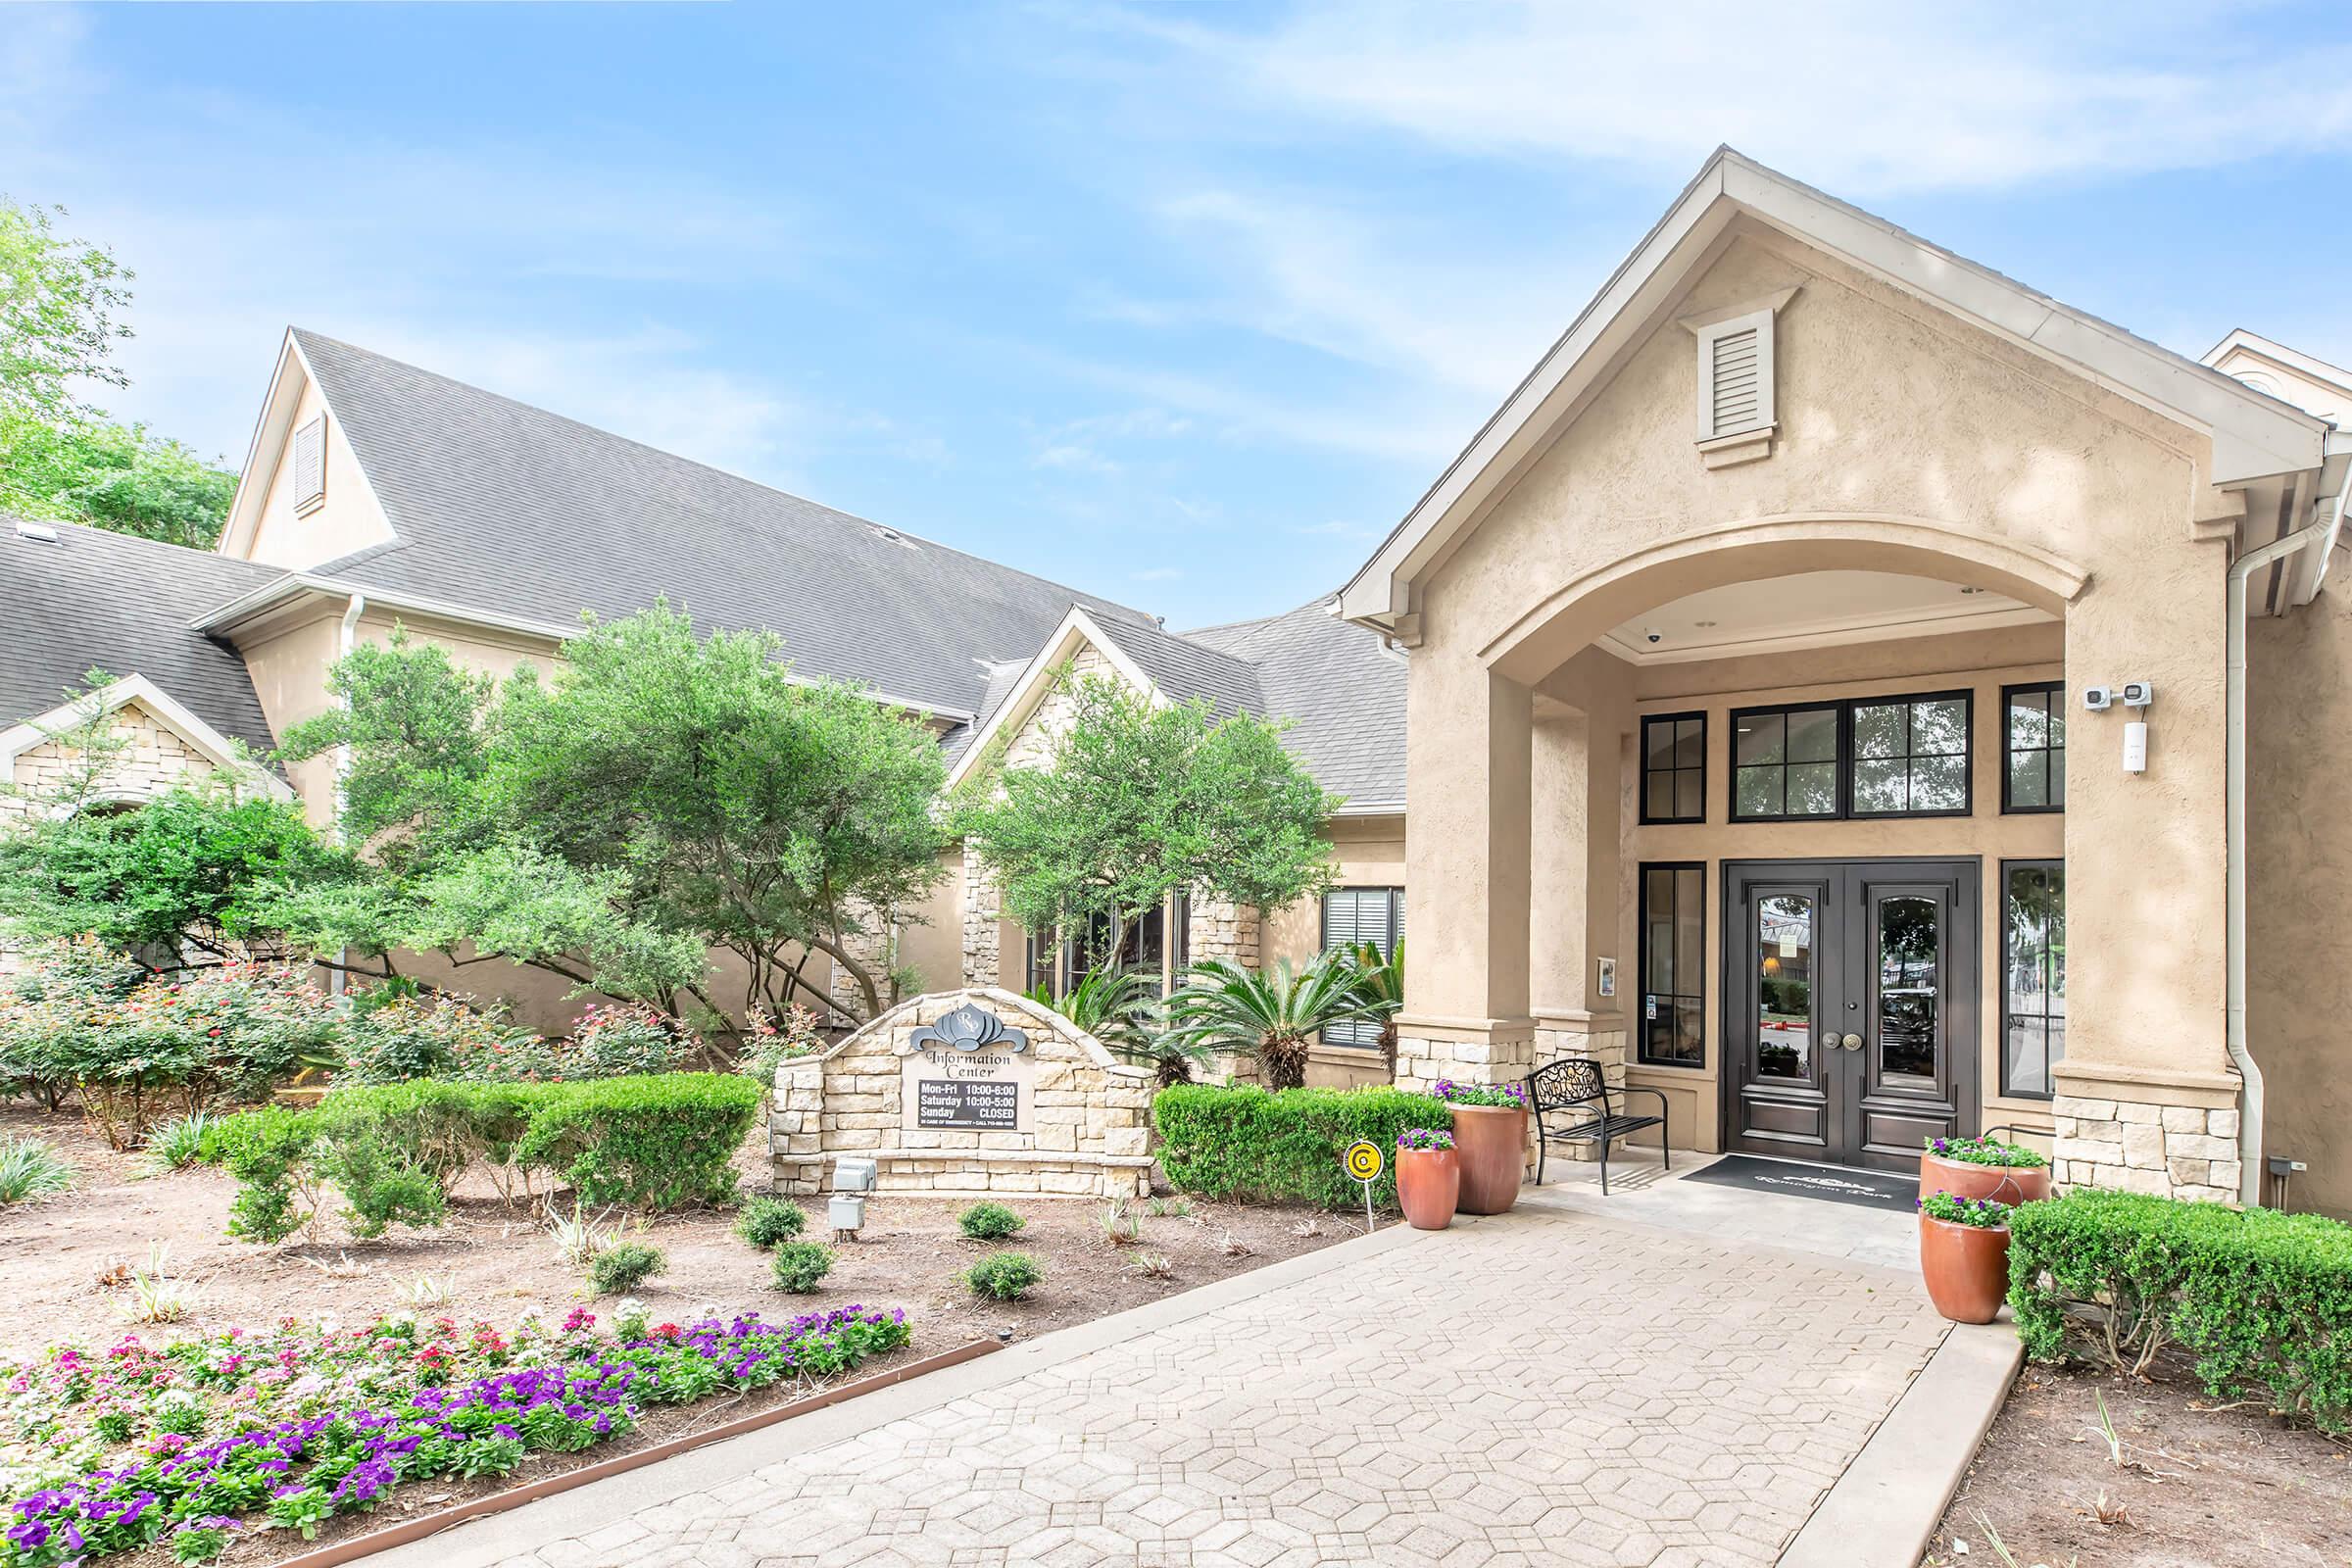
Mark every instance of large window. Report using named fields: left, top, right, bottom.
left=1730, top=691, right=1974, bottom=821
left=1849, top=691, right=1972, bottom=817
left=2001, top=860, right=2066, bottom=1098
left=1026, top=898, right=1176, bottom=999
left=1321, top=887, right=1403, bottom=1049
left=1641, top=712, right=1707, bottom=824
left=1638, top=863, right=1705, bottom=1068
left=1731, top=704, right=1839, bottom=821
left=2003, top=683, right=2066, bottom=813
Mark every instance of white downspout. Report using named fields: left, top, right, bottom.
left=2226, top=518, right=2331, bottom=1204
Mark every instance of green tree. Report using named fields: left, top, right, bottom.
left=0, top=412, right=237, bottom=549
left=0, top=779, right=356, bottom=970
left=276, top=606, right=949, bottom=1024
left=1162, top=953, right=1381, bottom=1091
left=955, top=672, right=1338, bottom=969
left=0, top=198, right=130, bottom=421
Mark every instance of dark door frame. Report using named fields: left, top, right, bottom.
left=1718, top=856, right=1983, bottom=1172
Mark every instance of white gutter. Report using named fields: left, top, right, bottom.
left=2225, top=505, right=2339, bottom=1204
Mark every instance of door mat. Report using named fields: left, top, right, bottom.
left=1683, top=1154, right=1919, bottom=1213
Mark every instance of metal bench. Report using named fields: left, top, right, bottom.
left=1525, top=1056, right=1670, bottom=1194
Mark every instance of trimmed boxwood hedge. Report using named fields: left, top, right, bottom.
left=2009, top=1189, right=2352, bottom=1432
left=1152, top=1085, right=1451, bottom=1210
left=210, top=1073, right=765, bottom=1241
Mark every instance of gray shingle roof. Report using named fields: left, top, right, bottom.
left=1184, top=596, right=1407, bottom=811
left=292, top=329, right=1161, bottom=718
left=0, top=517, right=281, bottom=755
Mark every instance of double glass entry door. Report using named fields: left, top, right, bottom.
left=1724, top=859, right=1980, bottom=1173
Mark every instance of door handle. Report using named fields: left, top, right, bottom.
left=1839, top=1033, right=1864, bottom=1051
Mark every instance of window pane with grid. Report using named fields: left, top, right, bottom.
left=1733, top=706, right=1838, bottom=819
left=1642, top=713, right=1706, bottom=822
left=1851, top=695, right=1969, bottom=815
left=1639, top=864, right=1705, bottom=1066
left=2005, top=684, right=2065, bottom=810
left=2002, top=861, right=2066, bottom=1097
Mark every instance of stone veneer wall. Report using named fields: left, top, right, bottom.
left=770, top=987, right=1156, bottom=1200
left=2053, top=1094, right=2243, bottom=1203
left=2, top=701, right=217, bottom=822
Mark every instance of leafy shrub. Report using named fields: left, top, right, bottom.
left=956, top=1201, right=1025, bottom=1242
left=0, top=1136, right=75, bottom=1203
left=336, top=991, right=529, bottom=1084
left=513, top=1073, right=763, bottom=1209
left=208, top=1073, right=761, bottom=1244
left=1152, top=1085, right=1452, bottom=1210
left=769, top=1241, right=834, bottom=1294
left=736, top=1197, right=808, bottom=1249
left=0, top=947, right=332, bottom=1147
left=737, top=1003, right=826, bottom=1086
left=1919, top=1191, right=2009, bottom=1227
left=587, top=1242, right=665, bottom=1295
left=2009, top=1190, right=2352, bottom=1431
left=963, top=1250, right=1044, bottom=1300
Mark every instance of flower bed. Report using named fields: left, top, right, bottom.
left=0, top=1303, right=909, bottom=1565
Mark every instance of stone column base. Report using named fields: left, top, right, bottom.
left=2050, top=1064, right=2242, bottom=1203
left=1532, top=1011, right=1627, bottom=1162
left=1395, top=1015, right=1540, bottom=1173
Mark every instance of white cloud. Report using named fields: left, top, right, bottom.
left=1152, top=2, right=2352, bottom=194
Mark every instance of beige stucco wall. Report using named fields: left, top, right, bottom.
left=239, top=370, right=395, bottom=571
left=2247, top=577, right=2352, bottom=1218
left=1399, top=226, right=2229, bottom=1132
left=1261, top=812, right=1405, bottom=1090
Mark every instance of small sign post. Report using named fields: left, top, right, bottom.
left=1342, top=1138, right=1384, bottom=1235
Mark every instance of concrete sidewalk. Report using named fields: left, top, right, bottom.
left=366, top=1188, right=1953, bottom=1568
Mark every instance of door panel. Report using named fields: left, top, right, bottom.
left=1726, top=859, right=1980, bottom=1172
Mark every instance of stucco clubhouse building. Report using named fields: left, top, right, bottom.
left=7, top=151, right=2351, bottom=1218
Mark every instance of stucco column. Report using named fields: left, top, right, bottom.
left=2050, top=574, right=2242, bottom=1202
left=1530, top=705, right=1629, bottom=1093
left=1395, top=654, right=1535, bottom=1093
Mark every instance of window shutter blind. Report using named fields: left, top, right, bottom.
left=1708, top=326, right=1762, bottom=436
left=293, top=417, right=327, bottom=511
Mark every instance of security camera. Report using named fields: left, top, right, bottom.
left=1644, top=627, right=1664, bottom=645
left=2121, top=680, right=2155, bottom=709
left=2082, top=686, right=2113, bottom=711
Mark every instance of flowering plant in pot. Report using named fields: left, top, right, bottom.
left=1917, top=1191, right=2014, bottom=1323
left=1921, top=1134, right=2050, bottom=1205
left=1394, top=1127, right=1459, bottom=1231
left=1433, top=1079, right=1529, bottom=1216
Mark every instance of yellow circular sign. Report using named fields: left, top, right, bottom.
left=1343, top=1139, right=1384, bottom=1183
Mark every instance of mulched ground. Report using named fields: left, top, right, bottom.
left=1924, top=1355, right=2352, bottom=1567
left=2, top=1101, right=1359, bottom=1564
left=0, top=1101, right=1349, bottom=1361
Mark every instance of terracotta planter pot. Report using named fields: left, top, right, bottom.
left=1449, top=1103, right=1528, bottom=1216
left=1395, top=1148, right=1461, bottom=1231
left=1921, top=1152, right=2049, bottom=1206
left=1918, top=1214, right=2011, bottom=1324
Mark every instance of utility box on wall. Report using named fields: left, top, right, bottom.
left=768, top=988, right=1156, bottom=1201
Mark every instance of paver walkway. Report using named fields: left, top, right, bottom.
left=379, top=1199, right=1947, bottom=1568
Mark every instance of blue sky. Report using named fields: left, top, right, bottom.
left=9, top=2, right=2352, bottom=628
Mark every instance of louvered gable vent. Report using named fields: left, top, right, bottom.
left=1690, top=303, right=1783, bottom=451
left=1708, top=325, right=1762, bottom=436
left=293, top=416, right=327, bottom=514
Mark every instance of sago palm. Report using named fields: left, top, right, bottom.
left=1025, top=968, right=1209, bottom=1088
left=1163, top=953, right=1381, bottom=1091
left=1341, top=939, right=1405, bottom=1076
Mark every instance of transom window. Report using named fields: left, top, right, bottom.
left=1640, top=712, right=1706, bottom=824
left=1849, top=692, right=1972, bottom=817
left=1729, top=691, right=1975, bottom=822
left=1638, top=863, right=1705, bottom=1068
left=2003, top=683, right=2066, bottom=813
left=1321, top=887, right=1402, bottom=1049
left=2001, top=860, right=2066, bottom=1098
left=1731, top=704, right=1839, bottom=820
